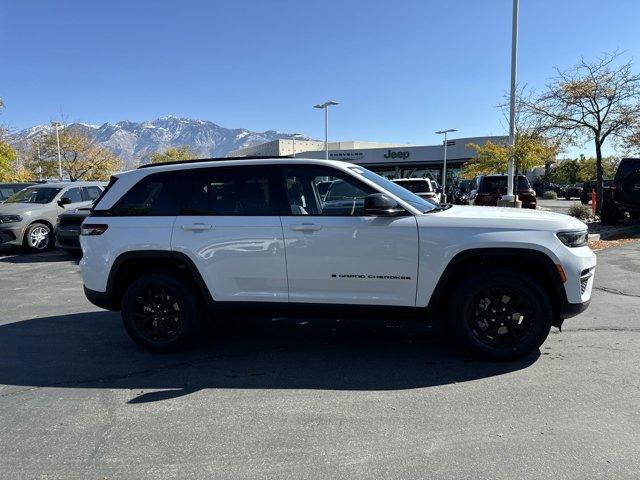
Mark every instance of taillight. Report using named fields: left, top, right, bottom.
left=80, top=224, right=109, bottom=236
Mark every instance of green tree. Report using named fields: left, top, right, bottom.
left=0, top=140, right=17, bottom=181
left=463, top=134, right=556, bottom=178
left=150, top=145, right=195, bottom=164
left=40, top=129, right=122, bottom=181
left=525, top=52, right=640, bottom=211
left=547, top=159, right=581, bottom=184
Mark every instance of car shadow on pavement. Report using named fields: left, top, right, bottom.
left=0, top=249, right=81, bottom=264
left=0, top=311, right=539, bottom=403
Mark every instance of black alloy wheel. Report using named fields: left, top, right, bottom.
left=449, top=267, right=553, bottom=360
left=122, top=273, right=200, bottom=351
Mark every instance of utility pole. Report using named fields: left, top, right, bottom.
left=51, top=121, right=63, bottom=181
left=500, top=0, right=521, bottom=208
left=436, top=128, right=457, bottom=203
left=313, top=101, right=339, bottom=160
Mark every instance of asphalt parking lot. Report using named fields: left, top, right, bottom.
left=0, top=246, right=639, bottom=479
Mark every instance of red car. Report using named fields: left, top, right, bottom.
left=469, top=175, right=537, bottom=209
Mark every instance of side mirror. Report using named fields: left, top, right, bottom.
left=364, top=193, right=405, bottom=216
left=57, top=197, right=72, bottom=207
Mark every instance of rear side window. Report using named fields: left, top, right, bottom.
left=179, top=166, right=284, bottom=216
left=64, top=187, right=84, bottom=203
left=110, top=172, right=179, bottom=215
left=83, top=186, right=102, bottom=201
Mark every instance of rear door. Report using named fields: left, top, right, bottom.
left=171, top=165, right=289, bottom=302
left=279, top=164, right=419, bottom=306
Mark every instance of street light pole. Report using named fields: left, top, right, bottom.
left=36, top=143, right=43, bottom=181
left=314, top=100, right=339, bottom=161
left=290, top=133, right=302, bottom=158
left=435, top=128, right=457, bottom=203
left=503, top=0, right=519, bottom=206
left=51, top=121, right=63, bottom=181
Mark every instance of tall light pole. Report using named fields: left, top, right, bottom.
left=51, top=121, right=63, bottom=181
left=290, top=133, right=302, bottom=158
left=313, top=100, right=339, bottom=160
left=36, top=142, right=43, bottom=181
left=435, top=128, right=457, bottom=203
left=502, top=0, right=520, bottom=207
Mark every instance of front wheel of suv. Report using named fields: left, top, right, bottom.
left=23, top=222, right=53, bottom=253
left=121, top=272, right=201, bottom=352
left=448, top=268, right=552, bottom=360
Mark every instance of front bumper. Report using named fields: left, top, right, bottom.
left=0, top=224, right=25, bottom=246
left=84, top=286, right=119, bottom=311
left=56, top=226, right=82, bottom=250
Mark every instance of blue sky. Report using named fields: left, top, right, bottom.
left=2, top=0, right=639, bottom=156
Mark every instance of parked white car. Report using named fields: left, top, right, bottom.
left=80, top=158, right=595, bottom=360
left=392, top=178, right=441, bottom=204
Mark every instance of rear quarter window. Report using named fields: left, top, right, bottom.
left=110, top=172, right=179, bottom=216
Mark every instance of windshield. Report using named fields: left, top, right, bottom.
left=349, top=167, right=438, bottom=212
left=4, top=187, right=62, bottom=204
left=393, top=180, right=433, bottom=193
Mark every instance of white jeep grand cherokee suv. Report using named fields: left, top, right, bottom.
left=80, top=158, right=595, bottom=360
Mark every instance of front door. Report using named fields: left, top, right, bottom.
left=171, top=166, right=289, bottom=302
left=279, top=165, right=419, bottom=307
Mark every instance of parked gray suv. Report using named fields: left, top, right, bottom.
left=0, top=181, right=105, bottom=252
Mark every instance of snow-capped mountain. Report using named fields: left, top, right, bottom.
left=10, top=116, right=311, bottom=169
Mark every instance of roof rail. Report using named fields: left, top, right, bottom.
left=137, top=155, right=294, bottom=169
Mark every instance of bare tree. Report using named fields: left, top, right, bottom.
left=525, top=52, right=640, bottom=211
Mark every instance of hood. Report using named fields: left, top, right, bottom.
left=0, top=203, right=45, bottom=216
left=420, top=205, right=587, bottom=232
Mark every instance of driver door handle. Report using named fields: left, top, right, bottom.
left=290, top=223, right=322, bottom=232
left=181, top=223, right=212, bottom=231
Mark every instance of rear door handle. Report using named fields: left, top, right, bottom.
left=181, top=223, right=212, bottom=231
left=290, top=223, right=322, bottom=232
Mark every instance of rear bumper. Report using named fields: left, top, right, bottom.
left=56, top=227, right=81, bottom=250
left=84, top=286, right=119, bottom=311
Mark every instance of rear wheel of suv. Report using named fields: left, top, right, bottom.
left=121, top=272, right=201, bottom=352
left=448, top=268, right=553, bottom=360
left=23, top=222, right=53, bottom=253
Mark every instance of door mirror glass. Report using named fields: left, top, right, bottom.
left=363, top=193, right=404, bottom=216
left=57, top=197, right=72, bottom=207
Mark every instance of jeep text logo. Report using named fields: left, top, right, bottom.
left=383, top=149, right=410, bottom=160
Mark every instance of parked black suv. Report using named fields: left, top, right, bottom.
left=601, top=158, right=640, bottom=225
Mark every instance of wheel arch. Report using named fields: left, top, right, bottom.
left=427, top=248, right=566, bottom=325
left=105, top=250, right=213, bottom=311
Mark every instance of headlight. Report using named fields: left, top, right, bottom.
left=557, top=230, right=588, bottom=247
left=0, top=215, right=22, bottom=224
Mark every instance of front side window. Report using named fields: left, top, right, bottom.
left=283, top=165, right=376, bottom=216
left=180, top=166, right=282, bottom=216
left=110, top=172, right=179, bottom=215
left=5, top=187, right=62, bottom=204
left=348, top=167, right=437, bottom=213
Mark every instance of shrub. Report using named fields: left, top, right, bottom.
left=543, top=191, right=558, bottom=200
left=568, top=203, right=592, bottom=220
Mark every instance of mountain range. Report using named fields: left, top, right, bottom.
left=9, top=116, right=311, bottom=169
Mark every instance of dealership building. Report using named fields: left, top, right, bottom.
left=229, top=136, right=507, bottom=184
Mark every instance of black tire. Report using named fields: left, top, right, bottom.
left=22, top=222, right=54, bottom=253
left=121, top=272, right=201, bottom=352
left=448, top=268, right=553, bottom=361
left=565, top=195, right=571, bottom=201
left=580, top=197, right=589, bottom=205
